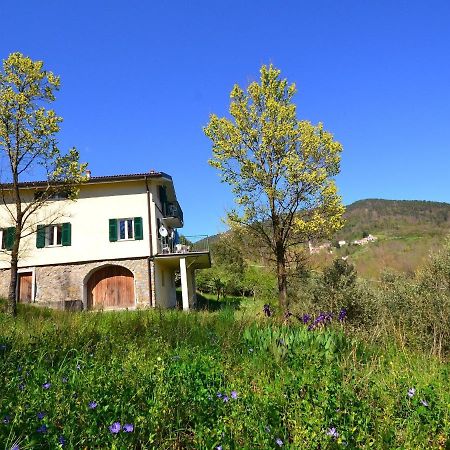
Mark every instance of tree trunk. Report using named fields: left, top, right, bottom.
left=276, top=243, right=288, bottom=310
left=7, top=226, right=20, bottom=317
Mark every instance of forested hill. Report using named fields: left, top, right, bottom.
left=205, top=199, right=450, bottom=278
left=338, top=199, right=450, bottom=241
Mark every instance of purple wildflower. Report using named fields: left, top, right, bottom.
left=37, top=411, right=46, bottom=420
left=263, top=304, right=272, bottom=317
left=420, top=399, right=429, bottom=407
left=302, top=314, right=311, bottom=324
left=37, top=424, right=48, bottom=433
left=88, top=401, right=97, bottom=409
left=231, top=390, right=238, bottom=399
left=123, top=423, right=134, bottom=432
left=217, top=392, right=222, bottom=398
left=408, top=388, right=416, bottom=398
left=109, top=422, right=121, bottom=434
left=338, top=308, right=347, bottom=321
left=326, top=427, right=339, bottom=439
left=11, top=444, right=20, bottom=450
left=275, top=437, right=283, bottom=446
left=58, top=435, right=66, bottom=446
left=3, top=415, right=11, bottom=424
left=42, top=382, right=51, bottom=390
left=18, top=383, right=25, bottom=391
left=222, top=395, right=229, bottom=403
left=216, top=446, right=222, bottom=450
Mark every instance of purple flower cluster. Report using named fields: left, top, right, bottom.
left=326, top=427, right=339, bottom=439
left=109, top=422, right=134, bottom=434
left=42, top=382, right=51, bottom=390
left=88, top=401, right=98, bottom=409
left=37, top=424, right=48, bottom=434
left=217, top=390, right=238, bottom=402
left=307, top=312, right=333, bottom=331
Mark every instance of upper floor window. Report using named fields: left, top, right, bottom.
left=34, top=190, right=70, bottom=201
left=118, top=218, right=134, bottom=240
left=109, top=217, right=143, bottom=242
left=45, top=224, right=63, bottom=247
left=36, top=223, right=71, bottom=248
left=0, top=227, right=15, bottom=251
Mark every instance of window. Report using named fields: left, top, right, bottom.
left=118, top=218, right=134, bottom=240
left=36, top=223, right=71, bottom=248
left=34, top=190, right=70, bottom=201
left=45, top=224, right=63, bottom=247
left=109, top=217, right=143, bottom=242
left=0, top=227, right=15, bottom=251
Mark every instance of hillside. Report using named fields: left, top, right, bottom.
left=206, top=199, right=450, bottom=279
left=313, top=199, right=450, bottom=278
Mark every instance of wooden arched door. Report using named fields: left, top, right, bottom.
left=87, top=266, right=134, bottom=309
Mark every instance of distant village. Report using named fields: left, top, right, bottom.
left=308, top=234, right=378, bottom=255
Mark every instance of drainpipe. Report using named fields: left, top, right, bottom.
left=145, top=176, right=154, bottom=307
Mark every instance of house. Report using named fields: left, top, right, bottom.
left=308, top=241, right=332, bottom=255
left=0, top=171, right=211, bottom=311
left=352, top=234, right=377, bottom=246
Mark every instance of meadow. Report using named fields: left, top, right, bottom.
left=1, top=300, right=449, bottom=449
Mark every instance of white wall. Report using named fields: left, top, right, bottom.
left=0, top=179, right=165, bottom=268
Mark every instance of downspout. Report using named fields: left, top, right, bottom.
left=145, top=176, right=154, bottom=307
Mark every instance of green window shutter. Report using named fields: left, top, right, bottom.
left=158, top=185, right=167, bottom=203
left=6, top=227, right=15, bottom=251
left=109, top=219, right=118, bottom=242
left=36, top=225, right=45, bottom=248
left=134, top=217, right=143, bottom=240
left=62, top=223, right=71, bottom=246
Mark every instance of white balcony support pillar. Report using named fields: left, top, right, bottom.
left=180, top=257, right=189, bottom=311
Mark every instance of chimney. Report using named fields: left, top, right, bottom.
left=86, top=170, right=91, bottom=179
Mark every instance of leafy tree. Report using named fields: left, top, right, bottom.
left=0, top=52, right=86, bottom=316
left=204, top=64, right=344, bottom=309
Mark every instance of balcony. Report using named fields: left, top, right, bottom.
left=158, top=235, right=209, bottom=255
left=161, top=201, right=184, bottom=228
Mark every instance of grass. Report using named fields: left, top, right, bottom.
left=0, top=301, right=449, bottom=449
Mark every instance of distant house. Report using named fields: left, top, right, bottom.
left=0, top=171, right=211, bottom=311
left=352, top=234, right=377, bottom=246
left=308, top=241, right=332, bottom=255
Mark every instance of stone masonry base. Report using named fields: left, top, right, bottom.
left=0, top=258, right=154, bottom=310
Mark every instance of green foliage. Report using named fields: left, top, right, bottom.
left=0, top=52, right=87, bottom=198
left=204, top=64, right=345, bottom=308
left=0, top=52, right=87, bottom=315
left=0, top=305, right=449, bottom=448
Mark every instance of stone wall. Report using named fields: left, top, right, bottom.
left=0, top=258, right=155, bottom=310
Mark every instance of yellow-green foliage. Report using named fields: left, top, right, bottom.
left=204, top=64, right=345, bottom=307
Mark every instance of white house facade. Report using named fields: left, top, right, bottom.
left=0, top=171, right=211, bottom=311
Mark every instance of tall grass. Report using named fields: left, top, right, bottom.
left=1, top=304, right=449, bottom=449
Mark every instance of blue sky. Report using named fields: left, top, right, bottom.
left=1, top=1, right=449, bottom=236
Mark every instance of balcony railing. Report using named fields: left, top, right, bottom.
left=158, top=235, right=209, bottom=255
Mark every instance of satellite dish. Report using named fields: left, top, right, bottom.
left=159, top=225, right=168, bottom=237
